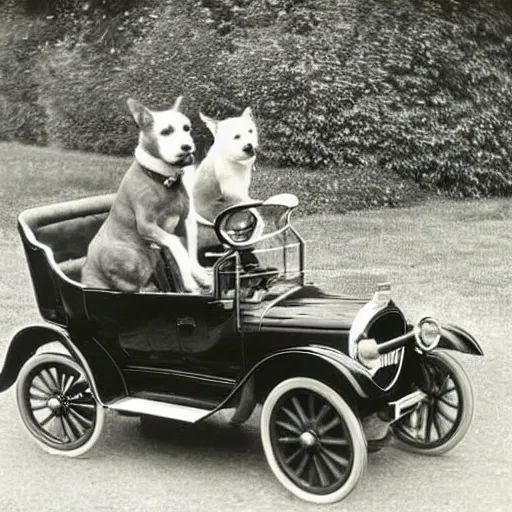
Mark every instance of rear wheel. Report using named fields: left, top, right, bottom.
left=392, top=351, right=474, bottom=455
left=260, top=377, right=367, bottom=504
left=16, top=353, right=104, bottom=457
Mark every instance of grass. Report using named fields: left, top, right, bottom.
left=0, top=142, right=130, bottom=236
left=0, top=142, right=510, bottom=508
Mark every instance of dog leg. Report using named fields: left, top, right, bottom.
left=185, top=210, right=213, bottom=289
left=164, top=234, right=206, bottom=293
left=135, top=208, right=195, bottom=291
left=136, top=207, right=210, bottom=294
left=183, top=166, right=213, bottom=287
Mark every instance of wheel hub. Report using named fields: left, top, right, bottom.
left=47, top=396, right=63, bottom=413
left=299, top=431, right=317, bottom=448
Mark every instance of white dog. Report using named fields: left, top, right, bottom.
left=192, top=107, right=259, bottom=262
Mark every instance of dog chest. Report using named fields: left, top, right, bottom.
left=157, top=181, right=189, bottom=237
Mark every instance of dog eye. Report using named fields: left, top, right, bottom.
left=183, top=125, right=191, bottom=132
left=234, top=134, right=241, bottom=140
left=249, top=129, right=253, bottom=134
left=160, top=127, right=174, bottom=136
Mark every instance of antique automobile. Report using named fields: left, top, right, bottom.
left=0, top=192, right=483, bottom=504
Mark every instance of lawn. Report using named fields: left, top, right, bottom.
left=0, top=141, right=510, bottom=508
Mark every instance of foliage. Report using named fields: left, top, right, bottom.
left=1, top=0, right=512, bottom=207
left=251, top=164, right=425, bottom=216
left=0, top=10, right=56, bottom=145
left=0, top=0, right=160, bottom=145
left=219, top=0, right=512, bottom=199
left=35, top=1, right=233, bottom=157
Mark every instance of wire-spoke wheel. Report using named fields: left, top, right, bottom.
left=392, top=351, right=474, bottom=456
left=16, top=353, right=104, bottom=457
left=261, top=377, right=367, bottom=504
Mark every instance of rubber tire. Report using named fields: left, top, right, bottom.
left=392, top=350, right=474, bottom=456
left=260, top=377, right=367, bottom=504
left=16, top=353, right=105, bottom=458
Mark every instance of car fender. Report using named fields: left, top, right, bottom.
left=438, top=323, right=484, bottom=356
left=0, top=324, right=126, bottom=405
left=201, top=345, right=381, bottom=423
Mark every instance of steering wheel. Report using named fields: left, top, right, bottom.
left=242, top=262, right=280, bottom=290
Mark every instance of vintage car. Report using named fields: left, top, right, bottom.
left=0, top=193, right=483, bottom=504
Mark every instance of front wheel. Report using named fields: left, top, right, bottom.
left=260, top=377, right=367, bottom=504
left=16, top=353, right=105, bottom=457
left=392, top=350, right=474, bottom=455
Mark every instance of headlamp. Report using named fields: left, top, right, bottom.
left=414, top=317, right=441, bottom=352
left=224, top=210, right=257, bottom=243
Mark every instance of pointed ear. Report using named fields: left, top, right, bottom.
left=241, top=107, right=253, bottom=120
left=172, top=95, right=184, bottom=112
left=127, top=98, right=153, bottom=130
left=199, top=112, right=218, bottom=136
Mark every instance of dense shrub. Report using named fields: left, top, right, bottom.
left=36, top=47, right=131, bottom=154
left=217, top=0, right=512, bottom=199
left=198, top=0, right=323, bottom=35
left=33, top=0, right=168, bottom=153
left=0, top=11, right=55, bottom=144
left=365, top=1, right=512, bottom=197
left=2, top=0, right=512, bottom=208
left=21, top=0, right=137, bottom=17
left=251, top=164, right=425, bottom=216
left=35, top=1, right=234, bottom=157
left=0, top=0, right=155, bottom=145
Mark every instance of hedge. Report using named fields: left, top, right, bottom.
left=1, top=0, right=512, bottom=211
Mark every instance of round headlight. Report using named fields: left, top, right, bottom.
left=224, top=210, right=257, bottom=243
left=414, top=317, right=441, bottom=352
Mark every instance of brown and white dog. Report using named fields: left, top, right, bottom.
left=192, top=107, right=259, bottom=263
left=82, top=96, right=211, bottom=294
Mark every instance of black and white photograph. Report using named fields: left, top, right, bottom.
left=0, top=0, right=510, bottom=510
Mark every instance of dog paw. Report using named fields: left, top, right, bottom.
left=183, top=280, right=202, bottom=294
left=192, top=265, right=213, bottom=289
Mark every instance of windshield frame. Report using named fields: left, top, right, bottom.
left=212, top=201, right=306, bottom=322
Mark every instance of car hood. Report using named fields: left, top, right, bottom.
left=258, top=285, right=369, bottom=331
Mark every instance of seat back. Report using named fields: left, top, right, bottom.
left=19, top=194, right=114, bottom=283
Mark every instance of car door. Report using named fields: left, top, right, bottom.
left=83, top=290, right=241, bottom=401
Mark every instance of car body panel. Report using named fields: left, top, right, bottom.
left=257, top=285, right=368, bottom=331
left=439, top=323, right=484, bottom=355
left=0, top=324, right=127, bottom=405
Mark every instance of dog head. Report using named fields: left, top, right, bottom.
left=127, top=96, right=196, bottom=167
left=200, top=107, right=258, bottom=163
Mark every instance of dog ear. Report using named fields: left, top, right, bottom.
left=199, top=113, right=218, bottom=136
left=127, top=98, right=153, bottom=131
left=172, top=95, right=184, bottom=112
left=241, top=107, right=254, bottom=120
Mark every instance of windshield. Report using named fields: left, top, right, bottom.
left=215, top=204, right=304, bottom=302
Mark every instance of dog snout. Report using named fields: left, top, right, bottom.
left=181, top=144, right=192, bottom=153
left=243, top=143, right=254, bottom=155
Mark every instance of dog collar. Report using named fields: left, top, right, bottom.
left=141, top=166, right=183, bottom=188
left=135, top=146, right=184, bottom=188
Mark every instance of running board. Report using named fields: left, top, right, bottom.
left=108, top=397, right=213, bottom=423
